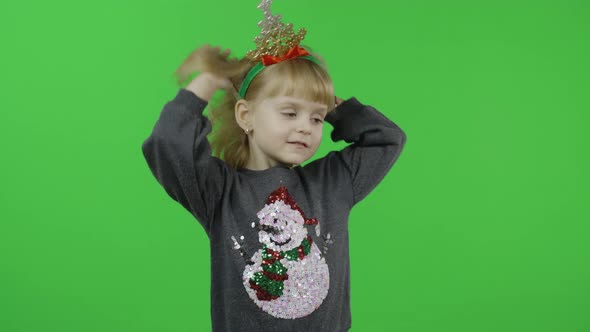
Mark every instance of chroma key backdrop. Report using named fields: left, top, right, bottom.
left=1, top=0, right=588, bottom=331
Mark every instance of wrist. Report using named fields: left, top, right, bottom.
left=185, top=73, right=219, bottom=102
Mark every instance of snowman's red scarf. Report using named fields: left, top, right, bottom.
left=249, top=235, right=313, bottom=301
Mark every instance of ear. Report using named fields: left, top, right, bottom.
left=235, top=99, right=252, bottom=131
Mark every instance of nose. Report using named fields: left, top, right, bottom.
left=296, top=117, right=312, bottom=134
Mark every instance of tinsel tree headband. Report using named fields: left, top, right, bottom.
left=238, top=0, right=324, bottom=99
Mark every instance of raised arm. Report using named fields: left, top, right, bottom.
left=141, top=73, right=231, bottom=234
left=322, top=97, right=407, bottom=206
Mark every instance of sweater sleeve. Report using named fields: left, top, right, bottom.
left=141, top=88, right=229, bottom=234
left=322, top=97, right=407, bottom=206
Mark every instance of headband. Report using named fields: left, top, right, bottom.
left=238, top=50, right=324, bottom=99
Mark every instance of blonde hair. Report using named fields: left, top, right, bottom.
left=173, top=44, right=335, bottom=171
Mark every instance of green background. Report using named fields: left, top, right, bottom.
left=1, top=0, right=588, bottom=331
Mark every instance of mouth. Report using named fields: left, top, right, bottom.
left=259, top=224, right=292, bottom=245
left=271, top=237, right=292, bottom=246
left=288, top=141, right=308, bottom=148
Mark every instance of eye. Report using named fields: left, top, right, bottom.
left=314, top=118, right=323, bottom=124
left=283, top=113, right=297, bottom=118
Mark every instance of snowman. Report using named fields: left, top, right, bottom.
left=230, top=185, right=333, bottom=319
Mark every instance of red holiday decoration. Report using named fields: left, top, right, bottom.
left=261, top=45, right=311, bottom=66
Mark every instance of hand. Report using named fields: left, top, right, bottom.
left=202, top=72, right=233, bottom=91
left=174, top=44, right=237, bottom=85
left=185, top=71, right=235, bottom=102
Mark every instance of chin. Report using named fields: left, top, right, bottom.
left=288, top=155, right=307, bottom=163
left=279, top=150, right=315, bottom=166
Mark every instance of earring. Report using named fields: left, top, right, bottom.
left=245, top=128, right=250, bottom=134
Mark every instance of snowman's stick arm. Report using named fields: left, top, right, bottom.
left=230, top=235, right=255, bottom=265
left=319, top=232, right=334, bottom=255
left=240, top=248, right=255, bottom=265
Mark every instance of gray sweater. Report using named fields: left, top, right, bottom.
left=142, top=88, right=407, bottom=331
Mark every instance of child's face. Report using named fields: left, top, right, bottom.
left=240, top=95, right=329, bottom=170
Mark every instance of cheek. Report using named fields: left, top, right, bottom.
left=257, top=117, right=282, bottom=134
left=260, top=120, right=289, bottom=142
left=313, top=127, right=324, bottom=140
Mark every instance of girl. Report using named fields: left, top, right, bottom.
left=142, top=2, right=407, bottom=331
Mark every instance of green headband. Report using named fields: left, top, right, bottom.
left=238, top=55, right=323, bottom=99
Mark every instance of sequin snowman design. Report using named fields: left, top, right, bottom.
left=231, top=185, right=334, bottom=319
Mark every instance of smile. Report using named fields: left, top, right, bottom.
left=262, top=225, right=292, bottom=245
left=271, top=237, right=292, bottom=245
left=289, top=142, right=308, bottom=148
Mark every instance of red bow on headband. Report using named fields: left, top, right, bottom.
left=261, top=45, right=310, bottom=66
